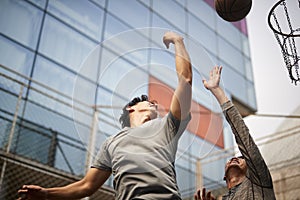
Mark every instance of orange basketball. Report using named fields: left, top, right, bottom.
left=215, top=0, right=252, bottom=22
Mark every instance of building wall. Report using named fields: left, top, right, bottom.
left=0, top=0, right=255, bottom=199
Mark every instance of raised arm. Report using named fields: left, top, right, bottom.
left=18, top=168, right=111, bottom=200
left=203, top=66, right=273, bottom=187
left=163, top=31, right=192, bottom=120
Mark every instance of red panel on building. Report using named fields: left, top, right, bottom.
left=148, top=76, right=224, bottom=148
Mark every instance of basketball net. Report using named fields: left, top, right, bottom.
left=268, top=0, right=300, bottom=85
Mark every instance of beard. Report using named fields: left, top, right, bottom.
left=225, top=164, right=245, bottom=177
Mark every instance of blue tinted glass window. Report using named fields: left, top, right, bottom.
left=192, top=69, right=220, bottom=112
left=99, top=55, right=148, bottom=99
left=0, top=116, right=11, bottom=150
left=48, top=0, right=104, bottom=41
left=23, top=97, right=81, bottom=139
left=244, top=57, right=253, bottom=81
left=185, top=38, right=214, bottom=80
left=188, top=14, right=217, bottom=54
left=217, top=19, right=242, bottom=51
left=104, top=14, right=132, bottom=40
left=0, top=89, right=25, bottom=116
left=32, top=56, right=96, bottom=105
left=218, top=37, right=244, bottom=75
left=190, top=136, right=222, bottom=159
left=152, top=1, right=185, bottom=31
left=149, top=49, right=178, bottom=87
left=39, top=15, right=97, bottom=73
left=221, top=65, right=247, bottom=101
left=0, top=35, right=34, bottom=77
left=97, top=87, right=125, bottom=131
left=202, top=158, right=227, bottom=188
left=91, top=0, right=106, bottom=7
left=76, top=44, right=100, bottom=82
left=242, top=34, right=251, bottom=57
left=32, top=56, right=75, bottom=98
left=0, top=0, right=43, bottom=48
left=151, top=13, right=179, bottom=32
left=54, top=140, right=86, bottom=175
left=14, top=123, right=52, bottom=164
left=27, top=0, right=46, bottom=9
left=187, top=0, right=216, bottom=30
left=108, top=0, right=149, bottom=28
left=102, top=29, right=149, bottom=66
left=73, top=76, right=97, bottom=105
left=176, top=164, right=195, bottom=198
left=246, top=81, right=257, bottom=109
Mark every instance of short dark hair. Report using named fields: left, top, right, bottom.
left=119, top=95, right=149, bottom=128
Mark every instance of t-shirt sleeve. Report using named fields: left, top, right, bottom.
left=167, top=112, right=191, bottom=137
left=91, top=138, right=112, bottom=172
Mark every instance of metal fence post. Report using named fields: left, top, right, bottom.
left=0, top=84, right=24, bottom=190
left=196, top=159, right=203, bottom=191
left=83, top=106, right=99, bottom=200
left=85, top=106, right=99, bottom=172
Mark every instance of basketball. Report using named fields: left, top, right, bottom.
left=215, top=0, right=252, bottom=22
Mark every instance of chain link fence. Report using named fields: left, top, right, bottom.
left=0, top=64, right=115, bottom=200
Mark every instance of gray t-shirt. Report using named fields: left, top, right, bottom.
left=92, top=112, right=191, bottom=200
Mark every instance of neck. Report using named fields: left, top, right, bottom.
left=130, top=115, right=150, bottom=128
left=226, top=174, right=246, bottom=189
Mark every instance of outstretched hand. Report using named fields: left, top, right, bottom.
left=194, top=188, right=216, bottom=200
left=17, top=185, right=47, bottom=200
left=163, top=31, right=183, bottom=49
left=202, top=66, right=222, bottom=91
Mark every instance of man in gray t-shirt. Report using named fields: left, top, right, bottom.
left=18, top=31, right=193, bottom=200
left=92, top=110, right=191, bottom=199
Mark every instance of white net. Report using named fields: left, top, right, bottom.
left=268, top=0, right=300, bottom=85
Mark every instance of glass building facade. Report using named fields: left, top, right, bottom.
left=0, top=0, right=256, bottom=199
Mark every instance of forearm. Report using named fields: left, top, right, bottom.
left=45, top=181, right=92, bottom=200
left=174, top=37, right=192, bottom=84
left=171, top=38, right=192, bottom=119
left=210, top=86, right=229, bottom=106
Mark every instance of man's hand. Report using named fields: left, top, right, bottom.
left=202, top=66, right=222, bottom=91
left=194, top=188, right=216, bottom=200
left=18, top=185, right=47, bottom=200
left=163, top=31, right=183, bottom=49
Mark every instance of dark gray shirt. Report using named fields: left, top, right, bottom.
left=92, top=112, right=191, bottom=200
left=221, top=101, right=276, bottom=200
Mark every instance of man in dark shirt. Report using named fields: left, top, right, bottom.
left=194, top=66, right=276, bottom=200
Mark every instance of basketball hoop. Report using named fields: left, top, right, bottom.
left=268, top=0, right=300, bottom=85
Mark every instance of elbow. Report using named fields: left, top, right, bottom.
left=83, top=183, right=97, bottom=197
left=181, top=74, right=192, bottom=85
left=178, top=75, right=192, bottom=88
left=77, top=181, right=97, bottom=198
left=178, top=69, right=192, bottom=85
left=185, top=76, right=192, bottom=85
left=184, top=65, right=193, bottom=85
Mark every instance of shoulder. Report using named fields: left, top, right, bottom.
left=164, top=112, right=191, bottom=131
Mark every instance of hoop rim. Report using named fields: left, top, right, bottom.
left=268, top=0, right=300, bottom=37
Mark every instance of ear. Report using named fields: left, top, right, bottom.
left=126, top=106, right=134, bottom=112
